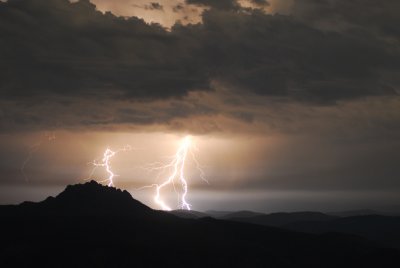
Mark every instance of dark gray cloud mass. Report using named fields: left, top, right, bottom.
left=0, top=0, right=208, bottom=100
left=180, top=9, right=398, bottom=102
left=185, top=0, right=240, bottom=11
left=0, top=0, right=398, bottom=107
left=251, top=0, right=270, bottom=6
left=292, top=0, right=400, bottom=37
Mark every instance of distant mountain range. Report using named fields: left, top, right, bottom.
left=171, top=209, right=400, bottom=250
left=327, top=209, right=384, bottom=217
left=1, top=181, right=399, bottom=267
left=221, top=211, right=338, bottom=226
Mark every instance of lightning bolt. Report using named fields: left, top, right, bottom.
left=138, top=135, right=208, bottom=211
left=88, top=136, right=207, bottom=210
left=87, top=145, right=132, bottom=187
left=21, top=132, right=56, bottom=182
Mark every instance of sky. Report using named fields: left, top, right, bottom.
left=0, top=0, right=399, bottom=213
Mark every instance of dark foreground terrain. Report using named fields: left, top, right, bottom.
left=1, top=181, right=399, bottom=268
left=203, top=211, right=400, bottom=250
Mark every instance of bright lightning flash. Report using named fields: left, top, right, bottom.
left=87, top=136, right=207, bottom=211
left=140, top=136, right=208, bottom=211
left=88, top=145, right=132, bottom=187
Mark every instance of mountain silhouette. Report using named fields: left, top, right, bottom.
left=284, top=215, right=400, bottom=250
left=1, top=181, right=399, bottom=267
left=215, top=209, right=400, bottom=250
left=327, top=209, right=383, bottom=217
left=170, top=209, right=209, bottom=219
left=225, top=211, right=338, bottom=226
left=25, top=180, right=155, bottom=216
left=220, top=210, right=266, bottom=219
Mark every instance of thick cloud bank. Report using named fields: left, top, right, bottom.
left=1, top=0, right=399, bottom=101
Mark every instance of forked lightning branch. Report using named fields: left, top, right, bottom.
left=88, top=136, right=208, bottom=211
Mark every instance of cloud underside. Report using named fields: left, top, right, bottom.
left=0, top=0, right=399, bottom=131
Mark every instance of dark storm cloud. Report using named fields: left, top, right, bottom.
left=0, top=0, right=208, bottom=100
left=185, top=0, right=239, bottom=11
left=292, top=0, right=400, bottom=37
left=251, top=0, right=270, bottom=6
left=174, top=8, right=398, bottom=103
left=0, top=0, right=399, bottom=131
